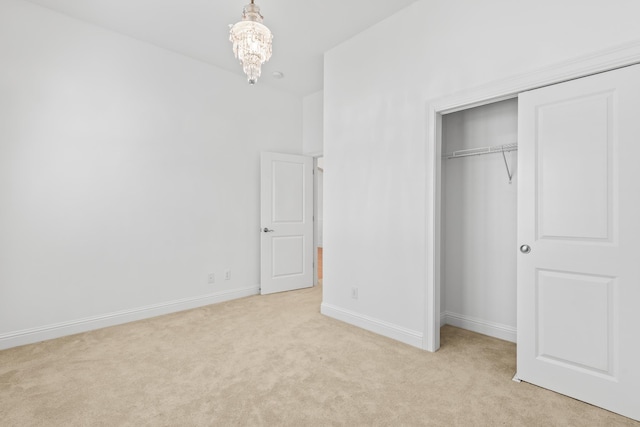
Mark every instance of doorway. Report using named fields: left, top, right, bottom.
left=439, top=99, right=518, bottom=344
left=315, top=156, right=324, bottom=285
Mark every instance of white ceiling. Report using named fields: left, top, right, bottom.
left=24, top=0, right=418, bottom=97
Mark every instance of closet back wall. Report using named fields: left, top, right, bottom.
left=441, top=99, right=518, bottom=341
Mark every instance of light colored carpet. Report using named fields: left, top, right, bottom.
left=1, top=284, right=638, bottom=426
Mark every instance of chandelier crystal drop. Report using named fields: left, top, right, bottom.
left=229, top=0, right=273, bottom=85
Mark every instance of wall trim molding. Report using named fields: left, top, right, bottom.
left=441, top=311, right=516, bottom=343
left=424, top=38, right=640, bottom=352
left=0, top=286, right=260, bottom=350
left=321, top=303, right=423, bottom=348
left=431, top=38, right=640, bottom=114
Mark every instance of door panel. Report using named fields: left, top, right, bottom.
left=517, top=64, right=640, bottom=421
left=537, top=91, right=613, bottom=241
left=260, top=152, right=313, bottom=295
left=536, top=269, right=614, bottom=375
left=272, top=236, right=304, bottom=277
left=272, top=161, right=305, bottom=222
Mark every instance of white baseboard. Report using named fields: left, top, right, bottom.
left=440, top=312, right=447, bottom=328
left=320, top=303, right=423, bottom=348
left=0, top=286, right=260, bottom=350
left=441, top=311, right=516, bottom=343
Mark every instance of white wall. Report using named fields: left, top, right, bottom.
left=441, top=99, right=518, bottom=341
left=322, top=0, right=640, bottom=347
left=0, top=0, right=302, bottom=348
left=302, top=91, right=323, bottom=156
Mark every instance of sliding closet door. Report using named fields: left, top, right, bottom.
left=517, top=64, right=640, bottom=421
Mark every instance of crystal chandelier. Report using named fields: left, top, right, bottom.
left=229, top=0, right=273, bottom=85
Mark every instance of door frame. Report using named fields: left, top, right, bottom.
left=313, top=154, right=323, bottom=286
left=423, top=39, right=640, bottom=352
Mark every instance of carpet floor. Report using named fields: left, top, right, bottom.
left=1, top=284, right=638, bottom=426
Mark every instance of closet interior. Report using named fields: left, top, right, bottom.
left=440, top=98, right=519, bottom=343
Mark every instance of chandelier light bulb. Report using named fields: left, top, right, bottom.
left=229, top=0, right=273, bottom=85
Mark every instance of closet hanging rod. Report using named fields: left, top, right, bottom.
left=442, top=142, right=518, bottom=159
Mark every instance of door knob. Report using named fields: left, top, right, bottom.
left=520, top=244, right=531, bottom=254
left=263, top=228, right=275, bottom=233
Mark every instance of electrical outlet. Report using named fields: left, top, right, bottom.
left=351, top=287, right=358, bottom=299
left=225, top=270, right=231, bottom=280
left=207, top=273, right=215, bottom=284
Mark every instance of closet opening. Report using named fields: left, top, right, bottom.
left=439, top=98, right=518, bottom=349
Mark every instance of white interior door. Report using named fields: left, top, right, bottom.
left=260, top=152, right=313, bottom=295
left=517, top=64, right=640, bottom=421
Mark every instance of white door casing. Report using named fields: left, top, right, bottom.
left=260, top=152, right=313, bottom=295
left=517, top=64, right=640, bottom=421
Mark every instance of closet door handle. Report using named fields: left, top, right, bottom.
left=520, top=244, right=531, bottom=254
left=263, top=228, right=275, bottom=233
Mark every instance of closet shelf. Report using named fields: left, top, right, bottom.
left=442, top=143, right=518, bottom=159
left=443, top=143, right=518, bottom=184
